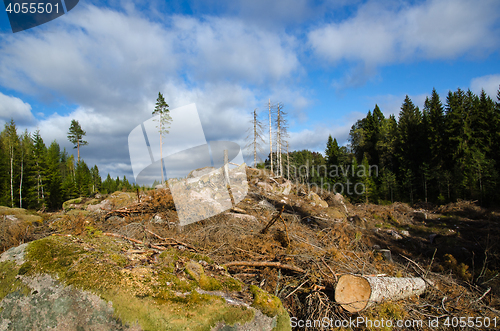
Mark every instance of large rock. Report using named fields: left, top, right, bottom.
left=307, top=192, right=329, bottom=208
left=0, top=235, right=290, bottom=330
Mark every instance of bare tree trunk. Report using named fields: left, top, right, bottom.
left=160, top=122, right=164, bottom=185
left=335, top=274, right=426, bottom=313
left=287, top=141, right=289, bottom=179
left=77, top=140, right=80, bottom=163
left=269, top=99, right=273, bottom=174
left=277, top=103, right=281, bottom=177
left=10, top=146, right=13, bottom=208
left=253, top=109, right=257, bottom=168
left=19, top=141, right=23, bottom=209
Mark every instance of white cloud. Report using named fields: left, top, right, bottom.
left=172, top=16, right=299, bottom=84
left=0, top=92, right=35, bottom=125
left=0, top=5, right=177, bottom=111
left=308, top=0, right=500, bottom=67
left=470, top=74, right=500, bottom=99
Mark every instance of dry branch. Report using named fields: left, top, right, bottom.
left=224, top=261, right=305, bottom=274
left=260, top=205, right=285, bottom=234
left=103, top=232, right=166, bottom=251
left=145, top=229, right=198, bottom=252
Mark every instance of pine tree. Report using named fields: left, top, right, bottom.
left=67, top=120, right=88, bottom=163
left=152, top=92, right=171, bottom=185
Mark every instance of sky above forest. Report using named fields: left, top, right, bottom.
left=0, top=0, right=499, bottom=182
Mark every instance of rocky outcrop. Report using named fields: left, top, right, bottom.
left=0, top=235, right=290, bottom=331
left=306, top=192, right=328, bottom=208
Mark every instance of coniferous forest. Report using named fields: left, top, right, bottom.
left=0, top=119, right=136, bottom=210
left=267, top=86, right=500, bottom=206
left=2, top=86, right=500, bottom=210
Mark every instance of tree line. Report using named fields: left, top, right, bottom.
left=263, top=86, right=500, bottom=206
left=0, top=119, right=137, bottom=210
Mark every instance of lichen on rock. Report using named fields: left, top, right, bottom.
left=0, top=235, right=291, bottom=331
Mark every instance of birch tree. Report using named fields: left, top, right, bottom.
left=1, top=119, right=18, bottom=207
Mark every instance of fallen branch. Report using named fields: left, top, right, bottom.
left=260, top=205, right=285, bottom=234
left=285, top=279, right=308, bottom=299
left=321, top=257, right=339, bottom=282
left=145, top=229, right=198, bottom=252
left=473, top=287, right=491, bottom=304
left=224, top=261, right=305, bottom=274
left=103, top=232, right=165, bottom=251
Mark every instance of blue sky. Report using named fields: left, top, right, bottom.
left=0, top=0, right=499, bottom=182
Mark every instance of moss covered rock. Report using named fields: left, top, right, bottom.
left=0, top=235, right=291, bottom=331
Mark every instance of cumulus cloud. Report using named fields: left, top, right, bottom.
left=470, top=74, right=500, bottom=99
left=308, top=0, right=500, bottom=72
left=0, top=3, right=311, bottom=180
left=0, top=92, right=35, bottom=126
left=172, top=16, right=299, bottom=84
left=0, top=5, right=177, bottom=111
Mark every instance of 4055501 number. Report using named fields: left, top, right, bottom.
left=5, top=2, right=59, bottom=14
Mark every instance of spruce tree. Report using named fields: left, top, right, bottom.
left=32, top=130, right=47, bottom=208
left=46, top=141, right=63, bottom=209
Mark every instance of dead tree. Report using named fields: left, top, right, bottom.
left=245, top=109, right=265, bottom=168
left=268, top=99, right=273, bottom=174
left=274, top=102, right=288, bottom=177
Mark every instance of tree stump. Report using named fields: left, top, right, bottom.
left=335, top=274, right=426, bottom=313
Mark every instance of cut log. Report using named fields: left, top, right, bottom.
left=335, top=274, right=426, bottom=313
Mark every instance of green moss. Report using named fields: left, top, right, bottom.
left=66, top=209, right=90, bottom=217
left=24, top=236, right=122, bottom=292
left=63, top=197, right=83, bottom=210
left=273, top=310, right=291, bottom=331
left=249, top=285, right=291, bottom=331
left=8, top=236, right=262, bottom=330
left=107, top=288, right=254, bottom=331
left=249, top=285, right=282, bottom=317
left=199, top=274, right=222, bottom=291
left=84, top=225, right=102, bottom=238
left=157, top=269, right=197, bottom=293
left=84, top=199, right=100, bottom=206
left=0, top=261, right=31, bottom=300
left=222, top=277, right=243, bottom=292
left=109, top=253, right=128, bottom=267
left=0, top=206, right=42, bottom=224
